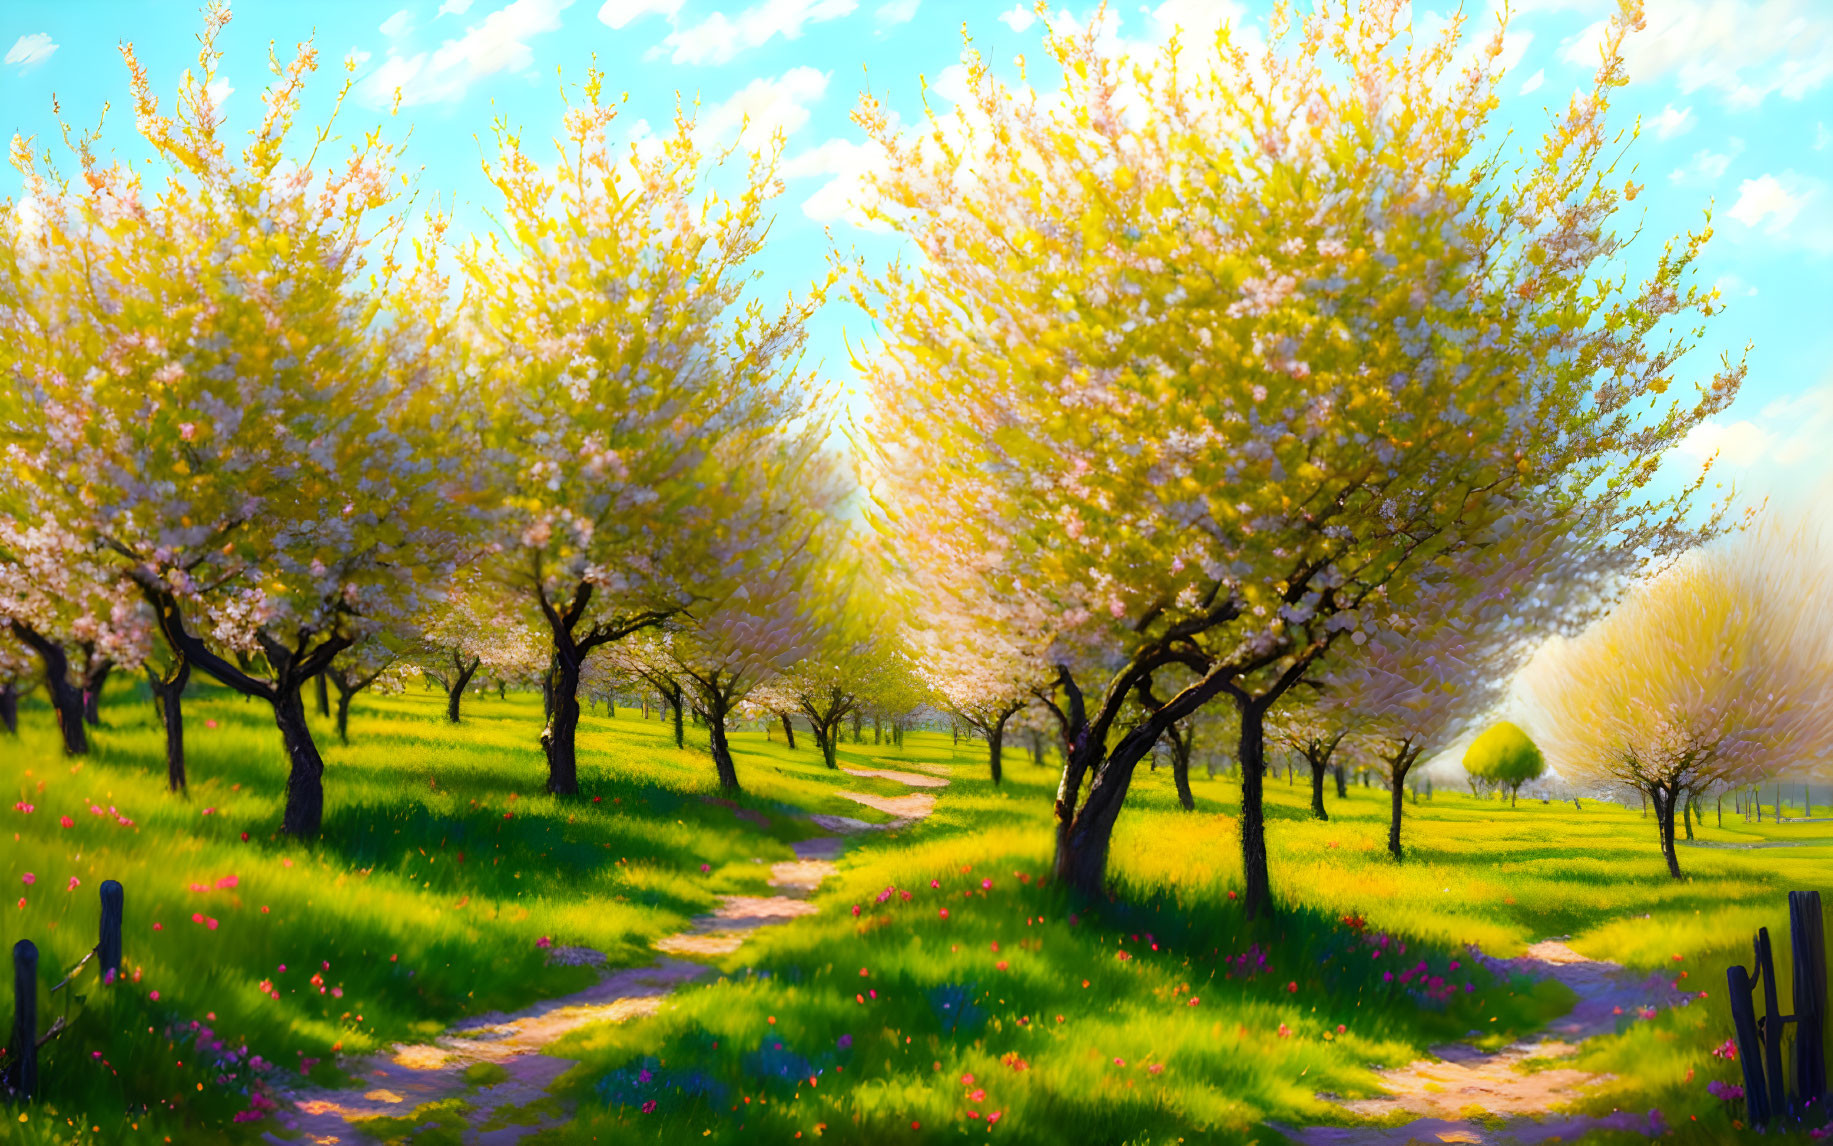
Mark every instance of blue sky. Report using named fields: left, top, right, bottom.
left=4, top=0, right=1830, bottom=510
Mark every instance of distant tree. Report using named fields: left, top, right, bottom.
left=1269, top=708, right=1349, bottom=822
left=1464, top=722, right=1545, bottom=807
left=1524, top=519, right=1833, bottom=878
left=326, top=640, right=401, bottom=746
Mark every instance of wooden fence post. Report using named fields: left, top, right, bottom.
left=98, top=880, right=124, bottom=983
left=1792, top=890, right=1828, bottom=1111
left=1728, top=960, right=1771, bottom=1125
left=4, top=940, right=37, bottom=1101
left=1757, top=927, right=1790, bottom=1119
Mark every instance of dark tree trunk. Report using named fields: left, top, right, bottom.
left=1052, top=736, right=1147, bottom=897
left=1333, top=762, right=1346, bottom=798
left=544, top=655, right=582, bottom=796
left=1029, top=730, right=1046, bottom=767
left=1165, top=722, right=1196, bottom=811
left=988, top=723, right=1004, bottom=785
left=314, top=672, right=330, bottom=719
left=874, top=716, right=882, bottom=745
left=0, top=683, right=16, bottom=734
left=779, top=713, right=797, bottom=750
left=1309, top=757, right=1329, bottom=821
left=1236, top=699, right=1271, bottom=919
left=814, top=724, right=838, bottom=769
left=335, top=690, right=353, bottom=745
left=671, top=684, right=685, bottom=748
left=82, top=657, right=113, bottom=726
left=146, top=660, right=190, bottom=793
left=1387, top=747, right=1419, bottom=860
left=1653, top=785, right=1683, bottom=879
left=445, top=654, right=481, bottom=723
left=852, top=710, right=863, bottom=743
left=10, top=623, right=87, bottom=755
left=1682, top=788, right=1695, bottom=840
left=275, top=683, right=327, bottom=836
left=709, top=710, right=740, bottom=793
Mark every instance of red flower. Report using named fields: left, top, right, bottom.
left=59, top=815, right=74, bottom=829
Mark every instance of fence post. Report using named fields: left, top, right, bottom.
left=1792, top=890, right=1828, bottom=1111
left=4, top=940, right=37, bottom=1101
left=98, top=880, right=124, bottom=983
left=1728, top=961, right=1771, bottom=1124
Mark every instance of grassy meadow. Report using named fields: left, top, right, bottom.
left=1, top=680, right=1828, bottom=1144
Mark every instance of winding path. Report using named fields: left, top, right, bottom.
left=1281, top=940, right=1693, bottom=1146
left=265, top=771, right=947, bottom=1145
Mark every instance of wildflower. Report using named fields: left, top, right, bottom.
left=996, top=960, right=1009, bottom=971
left=202, top=808, right=215, bottom=816
left=1188, top=997, right=1200, bottom=1006
left=13, top=803, right=33, bottom=813
left=1707, top=1080, right=1744, bottom=1101
left=1148, top=1063, right=1165, bottom=1075
left=536, top=936, right=553, bottom=949
left=939, top=908, right=949, bottom=919
left=1448, top=960, right=1460, bottom=971
left=60, top=815, right=75, bottom=828
left=1711, top=1039, right=1737, bottom=1061
left=150, top=990, right=159, bottom=1001
left=970, top=1088, right=986, bottom=1102
left=1287, top=981, right=1298, bottom=993
left=153, top=922, right=163, bottom=930
left=1277, top=1024, right=1292, bottom=1038
left=837, top=1034, right=852, bottom=1050
left=988, top=1112, right=1002, bottom=1124
left=205, top=719, right=217, bottom=729
left=851, top=905, right=861, bottom=917
left=20, top=873, right=33, bottom=886
left=981, top=878, right=992, bottom=890
left=240, top=832, right=249, bottom=842
left=67, top=876, right=80, bottom=891
left=216, top=875, right=238, bottom=890
left=1113, top=1058, right=1125, bottom=1067
left=700, top=863, right=711, bottom=872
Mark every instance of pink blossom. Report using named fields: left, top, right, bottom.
left=20, top=873, right=33, bottom=886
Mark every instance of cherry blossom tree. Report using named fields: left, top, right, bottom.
left=639, top=445, right=850, bottom=792
left=457, top=71, right=831, bottom=797
left=411, top=586, right=545, bottom=724
left=1523, top=520, right=1833, bottom=878
left=0, top=9, right=474, bottom=834
left=1269, top=707, right=1349, bottom=822
left=0, top=523, right=150, bottom=753
left=859, top=2, right=1740, bottom=914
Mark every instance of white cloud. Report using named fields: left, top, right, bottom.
left=1517, top=68, right=1545, bottom=95
left=598, top=0, right=682, bottom=28
left=1816, top=122, right=1830, bottom=151
left=1711, top=273, right=1757, bottom=299
left=380, top=10, right=416, bottom=37
left=1559, top=0, right=1833, bottom=109
left=663, top=0, right=858, bottom=66
left=206, top=77, right=233, bottom=113
left=1667, top=137, right=1742, bottom=184
left=1650, top=103, right=1694, bottom=139
left=438, top=0, right=476, bottom=13
left=700, top=66, right=829, bottom=150
left=358, top=0, right=573, bottom=108
left=781, top=137, right=888, bottom=230
left=998, top=4, right=1035, bottom=33
left=875, top=0, right=919, bottom=26
left=5, top=32, right=57, bottom=71
left=1679, top=418, right=1774, bottom=468
left=1762, top=386, right=1833, bottom=468
left=1728, top=172, right=1807, bottom=231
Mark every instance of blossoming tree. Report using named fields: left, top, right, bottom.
left=410, top=585, right=545, bottom=724
left=1523, top=520, right=1833, bottom=878
left=859, top=1, right=1739, bottom=914
left=0, top=630, right=29, bottom=735
left=458, top=70, right=831, bottom=797
left=0, top=9, right=474, bottom=834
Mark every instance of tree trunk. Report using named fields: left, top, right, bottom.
left=1171, top=748, right=1194, bottom=811
left=1652, top=786, right=1682, bottom=879
left=315, top=672, right=330, bottom=719
left=1309, top=756, right=1329, bottom=821
left=1333, top=761, right=1346, bottom=798
left=815, top=724, right=838, bottom=769
left=10, top=624, right=87, bottom=755
left=1682, top=788, right=1694, bottom=840
left=1029, top=730, right=1046, bottom=768
left=275, top=683, right=327, bottom=836
left=1510, top=784, right=1518, bottom=808
left=544, top=655, right=583, bottom=796
left=146, top=661, right=190, bottom=793
left=1387, top=751, right=1417, bottom=861
left=82, top=658, right=113, bottom=726
left=0, top=683, right=16, bottom=735
left=670, top=684, right=685, bottom=749
left=335, top=690, right=353, bottom=745
left=445, top=655, right=480, bottom=724
left=852, top=710, right=863, bottom=743
left=1236, top=700, right=1271, bottom=919
left=874, top=716, right=882, bottom=745
left=780, top=713, right=797, bottom=750
left=1052, top=740, right=1146, bottom=898
left=988, top=723, right=1004, bottom=786
left=709, top=710, right=740, bottom=793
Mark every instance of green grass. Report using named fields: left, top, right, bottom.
left=2, top=684, right=1828, bottom=1144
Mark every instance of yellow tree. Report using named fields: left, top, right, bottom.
left=1523, top=519, right=1833, bottom=878
left=458, top=73, right=831, bottom=796
left=0, top=7, right=476, bottom=834
left=859, top=0, right=1740, bottom=914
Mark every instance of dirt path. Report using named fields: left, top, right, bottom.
left=1281, top=940, right=1692, bottom=1146
left=266, top=770, right=949, bottom=1145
